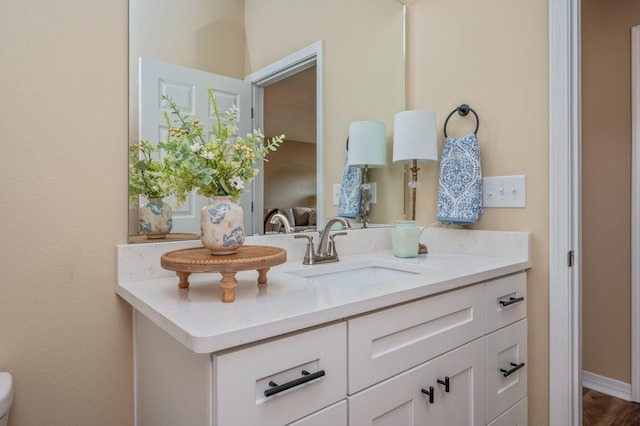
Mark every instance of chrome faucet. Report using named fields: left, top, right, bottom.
left=295, top=216, right=350, bottom=264
left=269, top=213, right=293, bottom=233
left=317, top=217, right=350, bottom=257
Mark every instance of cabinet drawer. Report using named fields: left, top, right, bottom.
left=214, top=322, right=346, bottom=426
left=486, top=319, right=528, bottom=424
left=348, top=338, right=485, bottom=426
left=485, top=273, right=527, bottom=333
left=289, top=400, right=347, bottom=426
left=487, top=397, right=527, bottom=426
left=348, top=284, right=485, bottom=393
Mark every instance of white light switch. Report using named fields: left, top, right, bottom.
left=482, top=175, right=526, bottom=208
left=332, top=184, right=341, bottom=205
left=368, top=182, right=377, bottom=204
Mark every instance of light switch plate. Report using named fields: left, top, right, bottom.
left=332, top=184, right=341, bottom=205
left=482, top=175, right=526, bottom=208
left=332, top=183, right=377, bottom=205
left=368, top=182, right=377, bottom=204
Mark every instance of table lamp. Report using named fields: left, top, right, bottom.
left=393, top=110, right=438, bottom=252
left=348, top=121, right=387, bottom=227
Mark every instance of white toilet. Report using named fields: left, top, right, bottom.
left=0, top=373, right=13, bottom=426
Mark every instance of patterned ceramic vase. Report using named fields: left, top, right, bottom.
left=201, top=195, right=245, bottom=255
left=138, top=197, right=172, bottom=239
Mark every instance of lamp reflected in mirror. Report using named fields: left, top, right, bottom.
left=348, top=121, right=388, bottom=228
left=393, top=110, right=438, bottom=252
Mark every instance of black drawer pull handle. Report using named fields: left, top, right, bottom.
left=437, top=376, right=450, bottom=392
left=499, top=296, right=525, bottom=307
left=421, top=386, right=435, bottom=403
left=264, top=369, right=325, bottom=397
left=500, top=362, right=525, bottom=377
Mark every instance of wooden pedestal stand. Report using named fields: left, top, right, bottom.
left=160, top=245, right=287, bottom=303
left=129, top=233, right=200, bottom=244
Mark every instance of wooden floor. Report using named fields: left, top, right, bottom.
left=583, top=388, right=640, bottom=425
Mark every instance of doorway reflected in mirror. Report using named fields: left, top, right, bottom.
left=263, top=66, right=317, bottom=234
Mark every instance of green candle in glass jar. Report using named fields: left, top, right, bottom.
left=391, top=220, right=420, bottom=258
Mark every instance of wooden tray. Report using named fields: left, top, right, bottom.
left=160, top=245, right=287, bottom=303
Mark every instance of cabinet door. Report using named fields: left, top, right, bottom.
left=424, top=338, right=486, bottom=426
left=349, top=338, right=485, bottom=426
left=486, top=319, right=528, bottom=424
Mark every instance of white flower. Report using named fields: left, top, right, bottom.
left=190, top=143, right=202, bottom=152
left=203, top=150, right=215, bottom=160
left=229, top=176, right=244, bottom=190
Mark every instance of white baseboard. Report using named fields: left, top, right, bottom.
left=582, top=370, right=632, bottom=401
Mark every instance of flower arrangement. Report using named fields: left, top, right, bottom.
left=128, top=139, right=179, bottom=200
left=161, top=88, right=284, bottom=203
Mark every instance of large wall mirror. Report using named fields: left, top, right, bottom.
left=129, top=0, right=406, bottom=243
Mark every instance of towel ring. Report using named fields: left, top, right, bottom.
left=443, top=104, right=480, bottom=138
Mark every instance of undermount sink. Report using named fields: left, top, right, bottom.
left=282, top=259, right=427, bottom=286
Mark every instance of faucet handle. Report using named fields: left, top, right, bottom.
left=328, top=232, right=348, bottom=257
left=294, top=234, right=316, bottom=265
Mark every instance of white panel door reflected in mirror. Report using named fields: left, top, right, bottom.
left=137, top=57, right=251, bottom=235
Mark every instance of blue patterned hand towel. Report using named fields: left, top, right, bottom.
left=337, top=155, right=362, bottom=219
left=437, top=133, right=483, bottom=224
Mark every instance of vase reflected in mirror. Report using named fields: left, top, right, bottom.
left=138, top=197, right=172, bottom=239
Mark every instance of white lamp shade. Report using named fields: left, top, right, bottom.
left=348, top=121, right=387, bottom=168
left=392, top=110, right=438, bottom=164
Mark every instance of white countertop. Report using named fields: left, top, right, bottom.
left=116, top=227, right=531, bottom=353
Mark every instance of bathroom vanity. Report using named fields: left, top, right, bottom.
left=117, top=227, right=531, bottom=426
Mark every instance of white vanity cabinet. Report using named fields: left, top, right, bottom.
left=121, top=228, right=532, bottom=426
left=133, top=271, right=528, bottom=426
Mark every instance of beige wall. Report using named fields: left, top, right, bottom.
left=1, top=1, right=552, bottom=425
left=407, top=0, right=549, bottom=424
left=582, top=0, right=640, bottom=383
left=0, top=0, right=131, bottom=425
